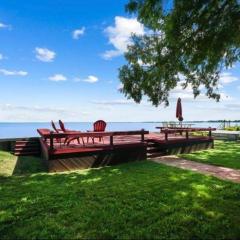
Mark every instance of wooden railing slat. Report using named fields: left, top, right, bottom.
left=38, top=129, right=149, bottom=139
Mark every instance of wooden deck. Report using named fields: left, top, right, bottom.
left=38, top=131, right=214, bottom=172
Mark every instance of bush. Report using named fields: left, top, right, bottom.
left=225, top=126, right=240, bottom=131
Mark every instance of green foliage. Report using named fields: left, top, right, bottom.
left=0, top=151, right=16, bottom=176
left=119, top=0, right=240, bottom=106
left=181, top=140, right=240, bottom=169
left=1, top=158, right=240, bottom=239
left=225, top=126, right=240, bottom=131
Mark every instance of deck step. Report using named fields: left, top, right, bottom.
left=147, top=147, right=163, bottom=153
left=15, top=148, right=40, bottom=152
left=14, top=146, right=39, bottom=151
left=14, top=151, right=40, bottom=156
left=147, top=142, right=167, bottom=157
left=15, top=142, right=39, bottom=146
left=147, top=152, right=165, bottom=158
left=15, top=143, right=39, bottom=147
left=14, top=139, right=40, bottom=156
left=15, top=139, right=39, bottom=143
left=14, top=149, right=40, bottom=153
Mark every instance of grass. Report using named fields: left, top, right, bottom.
left=180, top=140, right=240, bottom=169
left=225, top=126, right=240, bottom=131
left=0, top=151, right=46, bottom=176
left=0, top=151, right=240, bottom=239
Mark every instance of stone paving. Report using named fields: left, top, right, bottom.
left=150, top=155, right=240, bottom=183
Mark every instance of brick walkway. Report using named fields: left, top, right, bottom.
left=150, top=156, right=240, bottom=183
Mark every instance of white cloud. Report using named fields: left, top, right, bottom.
left=0, top=103, right=68, bottom=113
left=102, top=50, right=122, bottom=59
left=117, top=83, right=123, bottom=90
left=0, top=22, right=7, bottom=28
left=74, top=76, right=99, bottom=83
left=102, top=16, right=145, bottom=59
left=219, top=72, right=238, bottom=84
left=0, top=103, right=92, bottom=122
left=92, top=99, right=135, bottom=106
left=83, top=75, right=98, bottom=83
left=177, top=72, right=238, bottom=88
left=171, top=81, right=192, bottom=94
left=170, top=91, right=231, bottom=102
left=0, top=22, right=11, bottom=30
left=173, top=72, right=239, bottom=92
left=49, top=74, right=67, bottom=82
left=224, top=103, right=240, bottom=110
left=35, top=47, right=56, bottom=62
left=0, top=69, right=28, bottom=76
left=170, top=81, right=194, bottom=100
left=169, top=81, right=232, bottom=103
left=72, top=27, right=85, bottom=39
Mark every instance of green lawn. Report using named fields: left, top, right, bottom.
left=180, top=140, right=240, bottom=169
left=0, top=151, right=46, bottom=176
left=0, top=151, right=240, bottom=239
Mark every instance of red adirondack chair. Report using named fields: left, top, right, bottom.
left=51, top=121, right=63, bottom=144
left=51, top=121, right=61, bottom=133
left=59, top=120, right=85, bottom=145
left=87, top=120, right=107, bottom=144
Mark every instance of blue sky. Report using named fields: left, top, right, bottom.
left=0, top=0, right=239, bottom=122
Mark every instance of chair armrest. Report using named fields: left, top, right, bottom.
left=57, top=129, right=64, bottom=132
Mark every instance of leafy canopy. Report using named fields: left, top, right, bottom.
left=119, top=0, right=240, bottom=106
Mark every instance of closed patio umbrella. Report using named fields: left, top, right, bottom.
left=176, top=98, right=183, bottom=124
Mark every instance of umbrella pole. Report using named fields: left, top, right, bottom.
left=179, top=120, right=182, bottom=128
left=179, top=120, right=183, bottom=135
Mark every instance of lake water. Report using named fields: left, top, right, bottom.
left=0, top=121, right=230, bottom=139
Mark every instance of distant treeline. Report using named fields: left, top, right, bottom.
left=143, top=120, right=240, bottom=123
left=207, top=120, right=240, bottom=123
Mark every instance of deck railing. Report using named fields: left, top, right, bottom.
left=157, top=127, right=216, bottom=141
left=217, top=120, right=232, bottom=130
left=37, top=129, right=149, bottom=151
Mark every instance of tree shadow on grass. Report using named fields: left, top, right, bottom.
left=181, top=140, right=240, bottom=169
left=1, top=160, right=240, bottom=239
left=12, top=155, right=47, bottom=175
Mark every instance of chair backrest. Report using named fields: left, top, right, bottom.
left=59, top=120, right=66, bottom=132
left=93, top=120, right=107, bottom=132
left=51, top=121, right=59, bottom=133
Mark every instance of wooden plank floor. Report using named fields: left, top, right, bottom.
left=43, top=132, right=212, bottom=155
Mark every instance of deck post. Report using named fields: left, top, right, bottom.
left=208, top=129, right=212, bottom=138
left=50, top=131, right=54, bottom=151
left=165, top=132, right=168, bottom=141
left=186, top=130, right=189, bottom=139
left=141, top=129, right=145, bottom=142
left=110, top=135, right=114, bottom=146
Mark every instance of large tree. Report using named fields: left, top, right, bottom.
left=119, top=0, right=240, bottom=106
